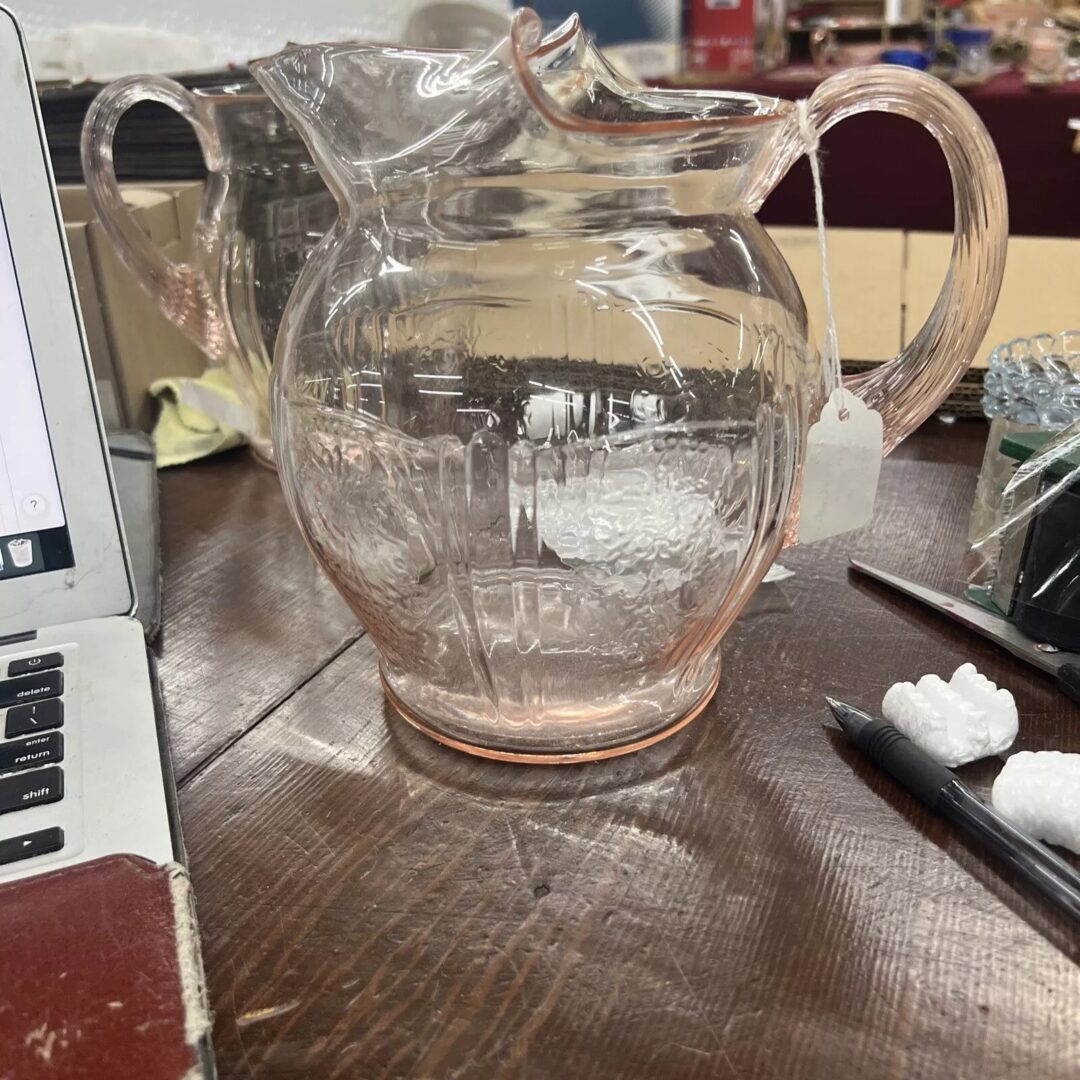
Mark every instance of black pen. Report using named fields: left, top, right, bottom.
left=827, top=697, right=1080, bottom=922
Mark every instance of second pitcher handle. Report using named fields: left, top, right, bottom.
left=81, top=75, right=228, bottom=361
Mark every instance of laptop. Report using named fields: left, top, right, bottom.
left=0, top=8, right=212, bottom=1076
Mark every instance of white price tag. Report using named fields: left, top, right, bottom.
left=797, top=388, right=883, bottom=544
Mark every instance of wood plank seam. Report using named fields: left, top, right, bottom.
left=175, top=628, right=366, bottom=790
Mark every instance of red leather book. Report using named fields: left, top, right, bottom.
left=0, top=854, right=212, bottom=1079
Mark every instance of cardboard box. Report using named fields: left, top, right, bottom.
left=62, top=214, right=119, bottom=424
left=138, top=181, right=204, bottom=246
left=58, top=183, right=207, bottom=431
left=904, top=232, right=1080, bottom=367
left=768, top=227, right=905, bottom=362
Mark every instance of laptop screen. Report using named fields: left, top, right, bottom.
left=0, top=196, right=74, bottom=580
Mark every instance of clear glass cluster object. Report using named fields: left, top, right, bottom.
left=982, top=331, right=1080, bottom=429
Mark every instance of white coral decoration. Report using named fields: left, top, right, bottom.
left=993, top=752, right=1080, bottom=855
left=882, top=663, right=1018, bottom=767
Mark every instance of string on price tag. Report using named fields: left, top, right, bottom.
left=794, top=100, right=884, bottom=544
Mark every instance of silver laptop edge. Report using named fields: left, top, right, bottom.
left=0, top=5, right=134, bottom=642
left=0, top=5, right=174, bottom=883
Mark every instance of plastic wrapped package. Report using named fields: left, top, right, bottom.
left=966, top=332, right=1080, bottom=651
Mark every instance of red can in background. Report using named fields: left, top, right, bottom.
left=682, top=0, right=787, bottom=75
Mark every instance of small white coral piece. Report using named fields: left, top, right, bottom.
left=882, top=663, right=1018, bottom=767
left=992, top=752, right=1080, bottom=854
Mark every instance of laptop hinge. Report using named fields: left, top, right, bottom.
left=0, top=630, right=37, bottom=648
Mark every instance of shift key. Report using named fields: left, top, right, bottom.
left=0, top=767, right=63, bottom=815
left=5, top=698, right=63, bottom=738
left=0, top=670, right=62, bottom=708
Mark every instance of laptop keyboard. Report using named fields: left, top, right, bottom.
left=7, top=653, right=64, bottom=677
left=0, top=669, right=63, bottom=708
left=6, top=698, right=63, bottom=737
left=0, top=650, right=66, bottom=865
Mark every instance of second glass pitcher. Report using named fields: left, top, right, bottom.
left=81, top=77, right=337, bottom=464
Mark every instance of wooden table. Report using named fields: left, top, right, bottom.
left=159, top=420, right=1080, bottom=1079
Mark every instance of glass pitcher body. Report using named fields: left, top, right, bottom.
left=252, top=11, right=1007, bottom=760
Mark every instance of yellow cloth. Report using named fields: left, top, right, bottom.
left=149, top=367, right=247, bottom=467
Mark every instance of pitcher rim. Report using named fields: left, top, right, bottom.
left=510, top=10, right=791, bottom=135
left=248, top=11, right=792, bottom=136
left=186, top=77, right=267, bottom=104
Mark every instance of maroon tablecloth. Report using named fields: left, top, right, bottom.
left=667, top=70, right=1080, bottom=237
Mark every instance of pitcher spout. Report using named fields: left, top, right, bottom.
left=250, top=37, right=515, bottom=199
left=252, top=9, right=796, bottom=213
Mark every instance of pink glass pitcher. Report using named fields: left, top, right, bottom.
left=251, top=11, right=1007, bottom=762
left=81, top=77, right=337, bottom=464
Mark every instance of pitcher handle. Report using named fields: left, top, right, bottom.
left=801, top=67, right=1008, bottom=454
left=80, top=76, right=228, bottom=361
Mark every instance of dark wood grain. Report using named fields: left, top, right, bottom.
left=170, top=422, right=1080, bottom=1079
left=156, top=450, right=360, bottom=782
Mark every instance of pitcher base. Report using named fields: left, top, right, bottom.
left=381, top=660, right=721, bottom=765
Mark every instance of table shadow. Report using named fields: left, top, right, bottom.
left=382, top=694, right=708, bottom=805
